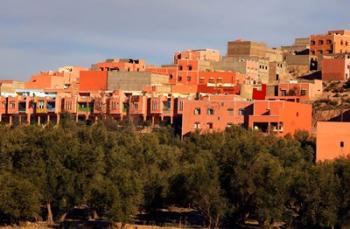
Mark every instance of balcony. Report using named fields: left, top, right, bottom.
left=36, top=101, right=46, bottom=113
left=46, top=102, right=56, bottom=113
left=18, top=102, right=26, bottom=113
left=77, top=102, right=93, bottom=113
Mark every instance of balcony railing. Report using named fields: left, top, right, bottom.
left=77, top=106, right=93, bottom=112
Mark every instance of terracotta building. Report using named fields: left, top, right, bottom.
left=174, top=49, right=221, bottom=63
left=79, top=71, right=108, bottom=91
left=265, top=80, right=323, bottom=101
left=248, top=100, right=312, bottom=136
left=177, top=95, right=251, bottom=136
left=25, top=66, right=87, bottom=90
left=322, top=53, right=350, bottom=81
left=310, top=30, right=350, bottom=56
left=227, top=39, right=283, bottom=62
left=316, top=122, right=350, bottom=161
left=92, top=59, right=146, bottom=72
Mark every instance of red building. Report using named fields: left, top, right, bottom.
left=248, top=100, right=312, bottom=136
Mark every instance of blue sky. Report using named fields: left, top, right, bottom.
left=0, top=0, right=349, bottom=80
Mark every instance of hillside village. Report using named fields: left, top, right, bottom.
left=1, top=29, right=350, bottom=161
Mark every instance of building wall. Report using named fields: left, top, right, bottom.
left=322, top=56, right=350, bottom=81
left=258, top=59, right=269, bottom=84
left=213, top=56, right=258, bottom=83
left=317, top=122, right=350, bottom=161
left=79, top=71, right=108, bottom=91
left=174, top=49, right=221, bottom=63
left=25, top=72, right=54, bottom=89
left=179, top=95, right=251, bottom=136
left=227, top=40, right=267, bottom=58
left=0, top=81, right=25, bottom=95
left=145, top=65, right=177, bottom=84
left=107, top=72, right=168, bottom=91
left=268, top=61, right=288, bottom=83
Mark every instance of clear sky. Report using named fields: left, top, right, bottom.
left=1, top=0, right=349, bottom=80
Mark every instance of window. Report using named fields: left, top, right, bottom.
left=296, top=112, right=299, bottom=117
left=227, top=108, right=234, bottom=115
left=38, top=101, right=44, bottom=109
left=188, top=65, right=193, bottom=71
left=178, top=76, right=182, bottom=81
left=281, top=90, right=287, bottom=96
left=194, top=122, right=200, bottom=129
left=340, top=141, right=344, bottom=148
left=326, top=39, right=332, bottom=44
left=276, top=74, right=279, bottom=81
left=187, top=76, right=191, bottom=81
left=311, top=40, right=316, bottom=45
left=194, top=108, right=201, bottom=115
left=134, top=103, right=138, bottom=110
left=207, top=122, right=213, bottom=129
left=209, top=78, right=215, bottom=83
left=217, top=77, right=223, bottom=83
left=300, top=90, right=307, bottom=96
left=207, top=108, right=214, bottom=115
left=178, top=65, right=183, bottom=71
left=318, top=40, right=324, bottom=45
left=179, top=101, right=184, bottom=111
left=169, top=74, right=173, bottom=80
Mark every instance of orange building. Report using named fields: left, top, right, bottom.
left=310, top=30, right=350, bottom=55
left=92, top=59, right=146, bottom=72
left=25, top=66, right=87, bottom=90
left=266, top=80, right=323, bottom=101
left=177, top=95, right=251, bottom=136
left=79, top=71, right=108, bottom=91
left=316, top=122, right=350, bottom=161
left=322, top=54, right=350, bottom=81
left=248, top=100, right=312, bottom=136
left=174, top=49, right=221, bottom=63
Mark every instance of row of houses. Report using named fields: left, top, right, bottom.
left=0, top=91, right=311, bottom=137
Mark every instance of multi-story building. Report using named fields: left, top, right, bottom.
left=322, top=53, right=350, bottom=81
left=265, top=80, right=323, bottom=101
left=310, top=30, right=350, bottom=56
left=248, top=100, right=312, bottom=136
left=177, top=95, right=251, bottom=136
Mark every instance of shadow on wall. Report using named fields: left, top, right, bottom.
left=299, top=71, right=321, bottom=80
